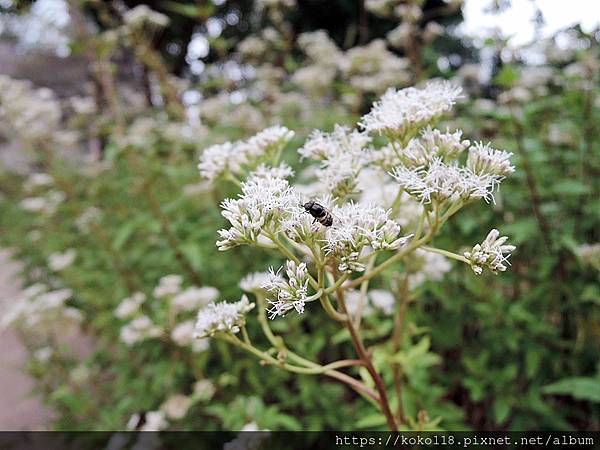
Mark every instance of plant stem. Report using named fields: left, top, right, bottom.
left=391, top=276, right=409, bottom=424
left=421, top=246, right=469, bottom=263
left=336, top=288, right=399, bottom=431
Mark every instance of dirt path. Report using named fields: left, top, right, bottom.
left=0, top=249, right=53, bottom=430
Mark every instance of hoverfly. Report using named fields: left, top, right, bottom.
left=303, top=200, right=333, bottom=227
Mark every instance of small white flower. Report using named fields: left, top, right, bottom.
left=153, top=274, right=183, bottom=298
left=193, top=379, right=216, bottom=400
left=119, top=316, right=162, bottom=346
left=198, top=141, right=243, bottom=182
left=464, top=229, right=516, bottom=275
left=324, top=203, right=412, bottom=272
left=123, top=5, right=169, bottom=29
left=47, top=249, right=76, bottom=271
left=239, top=271, right=271, bottom=293
left=467, top=142, right=515, bottom=177
left=217, top=177, right=299, bottom=250
left=263, top=261, right=310, bottom=319
left=194, top=295, right=255, bottom=338
left=160, top=394, right=192, bottom=420
left=171, top=286, right=219, bottom=312
left=114, top=292, right=146, bottom=319
left=391, top=158, right=499, bottom=204
left=360, top=81, right=462, bottom=139
left=368, top=289, right=396, bottom=314
left=406, top=248, right=452, bottom=289
left=140, top=411, right=168, bottom=431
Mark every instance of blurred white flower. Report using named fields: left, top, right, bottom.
left=120, top=316, right=162, bottom=346
left=407, top=249, right=452, bottom=289
left=47, top=249, right=76, bottom=271
left=194, top=295, right=255, bottom=338
left=114, top=292, right=146, bottom=319
left=160, top=394, right=192, bottom=420
left=171, top=286, right=219, bottom=312
left=153, top=275, right=183, bottom=298
left=239, top=271, right=271, bottom=294
left=171, top=319, right=210, bottom=352
left=368, top=289, right=396, bottom=315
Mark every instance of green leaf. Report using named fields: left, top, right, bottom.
left=354, top=413, right=387, bottom=429
left=542, top=377, right=600, bottom=402
left=552, top=179, right=590, bottom=196
left=493, top=398, right=511, bottom=424
left=112, top=221, right=136, bottom=250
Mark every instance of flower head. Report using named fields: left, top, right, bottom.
left=360, top=81, right=462, bottom=139
left=467, top=142, right=515, bottom=177
left=194, top=295, right=255, bottom=338
left=464, top=229, right=516, bottom=275
left=263, top=261, right=310, bottom=319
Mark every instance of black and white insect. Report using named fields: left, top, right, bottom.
left=303, top=200, right=333, bottom=227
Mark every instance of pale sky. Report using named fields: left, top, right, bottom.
left=460, top=0, right=600, bottom=46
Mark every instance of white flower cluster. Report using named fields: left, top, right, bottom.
left=464, top=229, right=516, bottom=275
left=1, top=284, right=82, bottom=334
left=263, top=261, right=310, bottom=319
left=325, top=203, right=411, bottom=272
left=153, top=274, right=183, bottom=298
left=298, top=125, right=371, bottom=197
left=391, top=157, right=500, bottom=204
left=340, top=40, right=410, bottom=94
left=198, top=126, right=294, bottom=183
left=194, top=295, right=255, bottom=338
left=123, top=4, right=169, bottom=30
left=576, top=243, right=600, bottom=269
left=217, top=176, right=298, bottom=250
left=171, top=286, right=219, bottom=312
left=239, top=271, right=271, bottom=294
left=120, top=315, right=162, bottom=346
left=344, top=288, right=397, bottom=317
left=360, top=81, right=462, bottom=139
left=171, top=320, right=209, bottom=352
left=19, top=191, right=65, bottom=215
left=406, top=249, right=452, bottom=289
left=47, top=249, right=77, bottom=272
left=114, top=292, right=146, bottom=319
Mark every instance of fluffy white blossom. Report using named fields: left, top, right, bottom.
left=263, top=261, right=310, bottom=319
left=391, top=158, right=499, bottom=204
left=171, top=320, right=210, bottom=352
left=198, top=126, right=293, bottom=183
left=194, top=295, right=255, bottom=338
left=47, top=249, right=76, bottom=271
left=217, top=176, right=298, bottom=251
left=359, top=81, right=462, bottom=139
left=239, top=271, right=271, bottom=294
left=114, top=292, right=146, bottom=319
left=120, top=315, right=162, bottom=346
left=406, top=249, right=452, bottom=289
left=123, top=5, right=169, bottom=30
left=24, top=173, right=53, bottom=191
left=160, top=394, right=192, bottom=421
left=153, top=274, right=183, bottom=298
left=324, top=203, right=412, bottom=272
left=467, top=142, right=515, bottom=177
left=464, top=229, right=516, bottom=275
left=298, top=125, right=371, bottom=197
left=368, top=289, right=396, bottom=315
left=198, top=142, right=242, bottom=182
left=171, top=286, right=219, bottom=312
left=19, top=191, right=65, bottom=215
